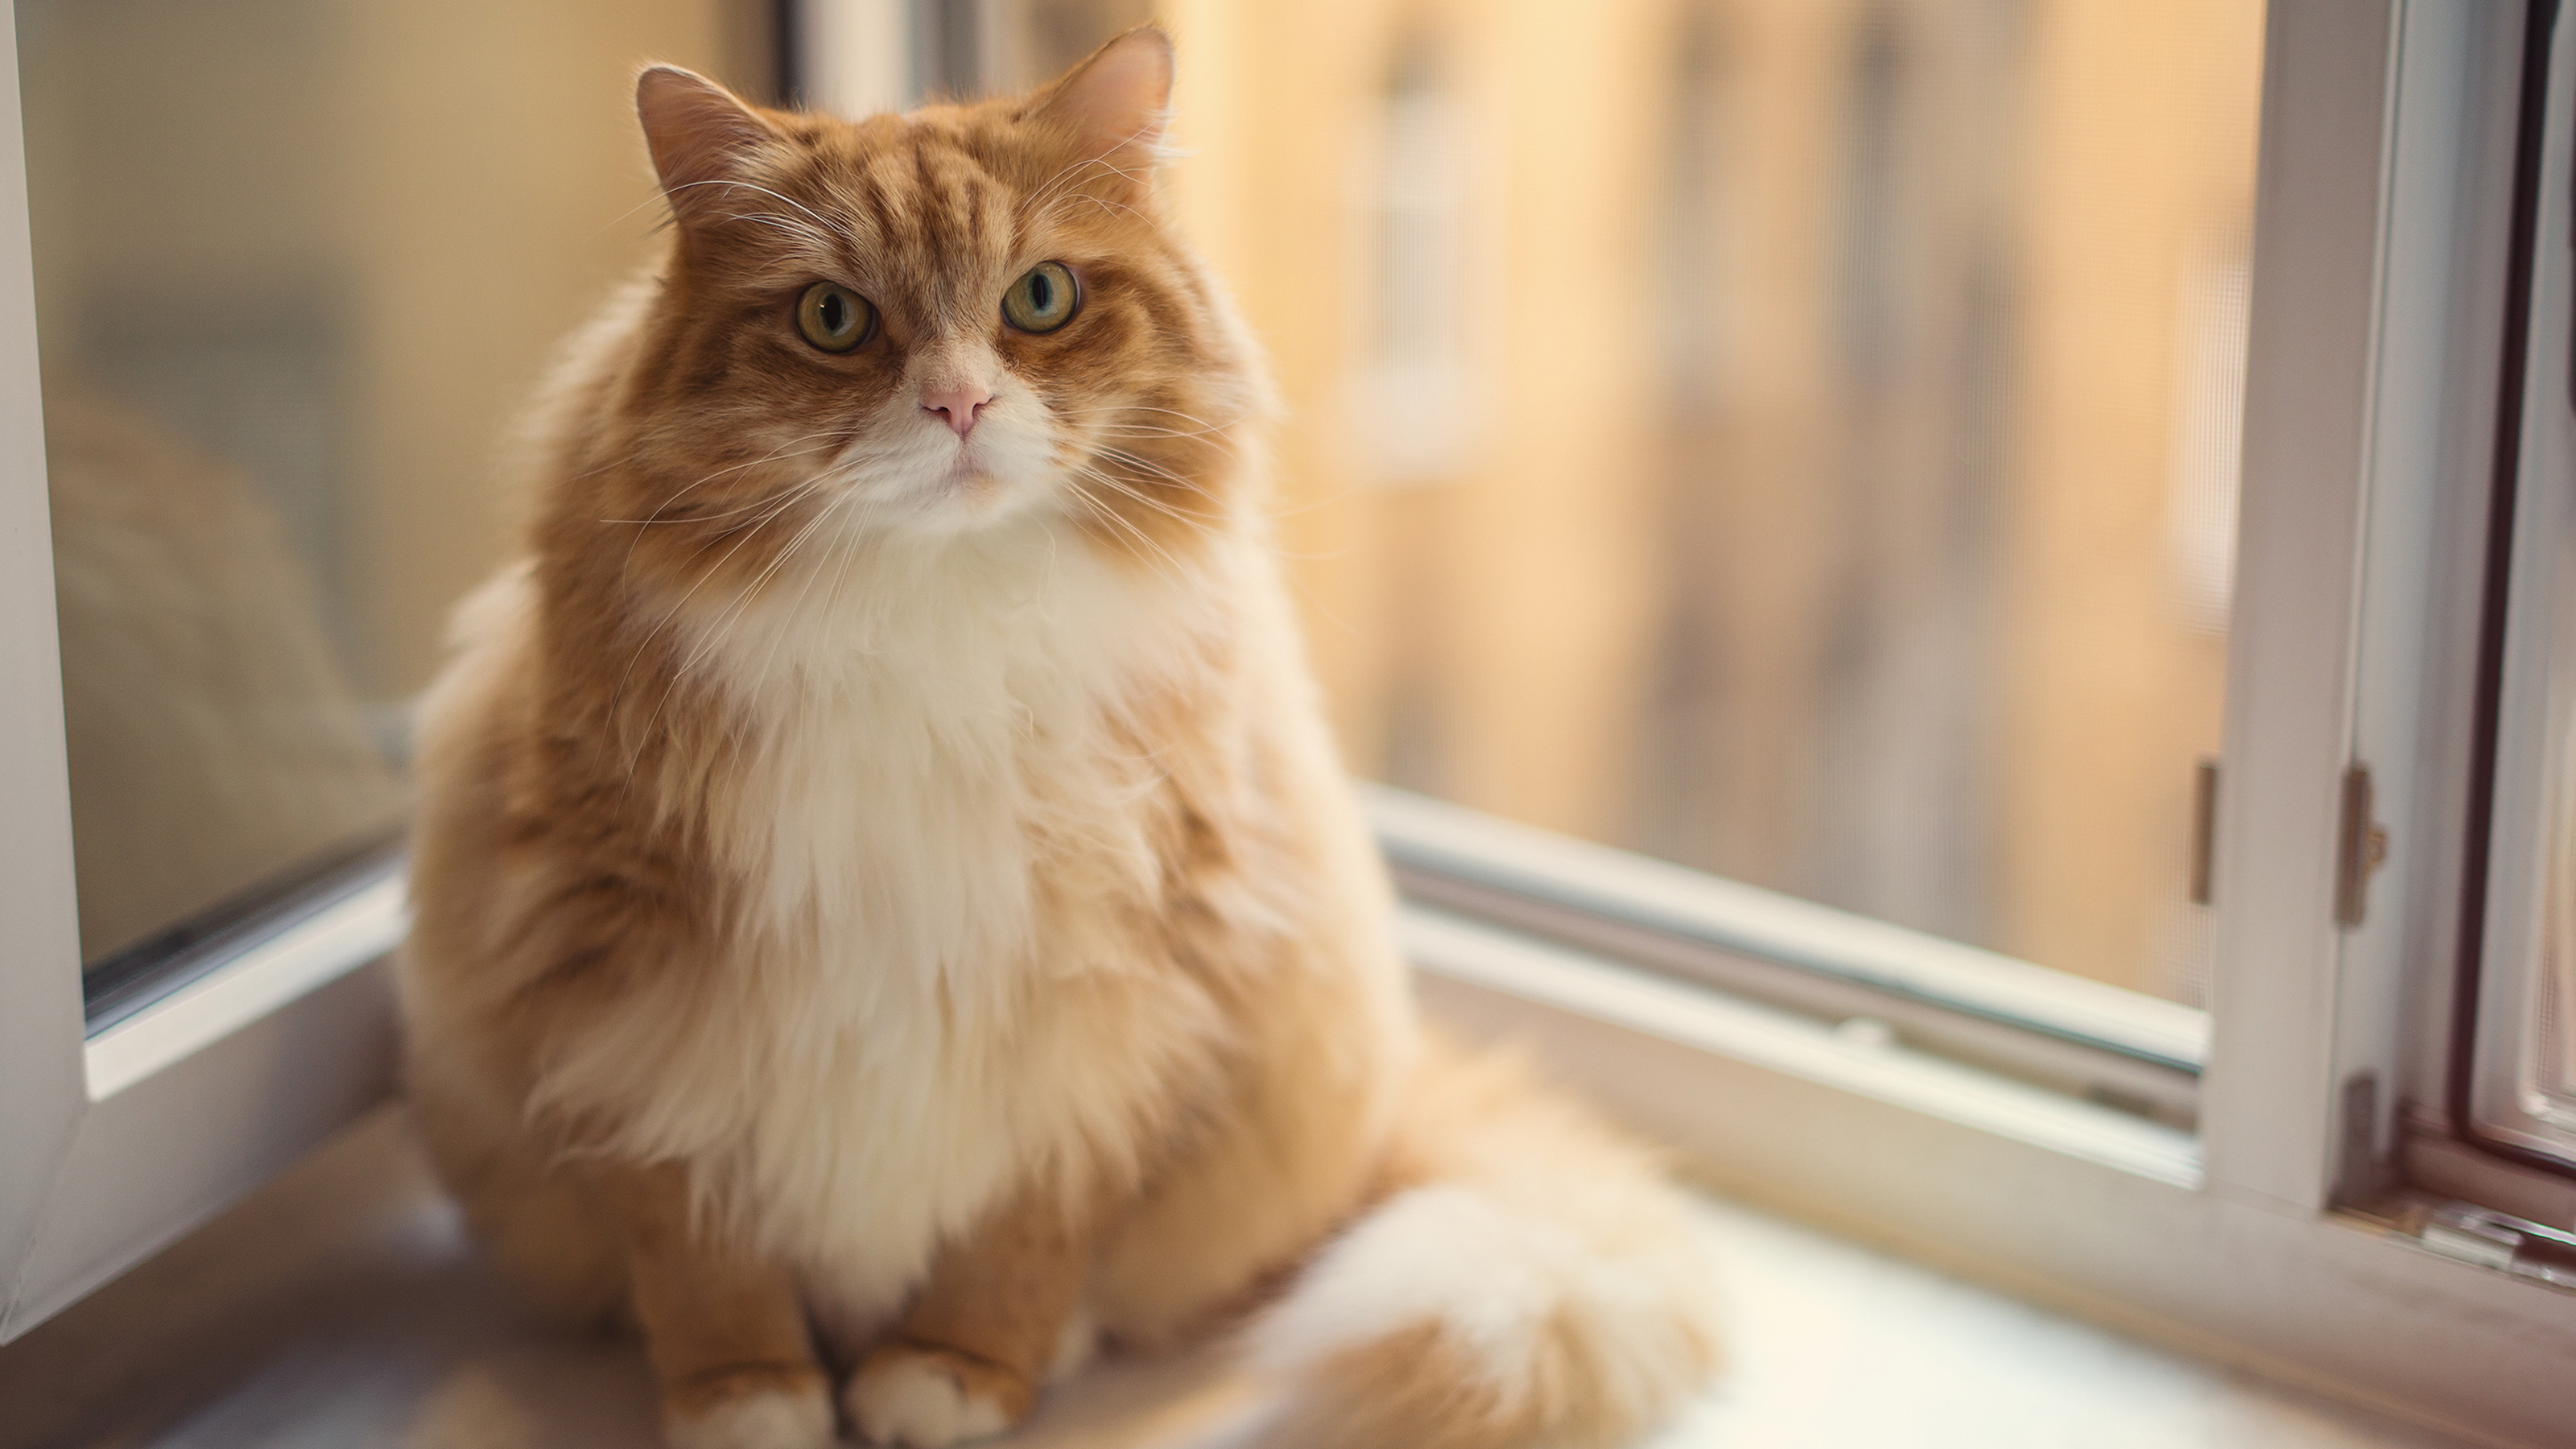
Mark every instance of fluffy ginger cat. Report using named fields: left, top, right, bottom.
left=396, top=27, right=1721, bottom=1449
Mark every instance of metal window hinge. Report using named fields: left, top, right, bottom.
left=2189, top=758, right=2219, bottom=905
left=2423, top=1212, right=2524, bottom=1270
left=2415, top=1204, right=2576, bottom=1287
left=2334, top=764, right=2389, bottom=927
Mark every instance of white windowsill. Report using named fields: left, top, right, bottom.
left=0, top=1103, right=2472, bottom=1449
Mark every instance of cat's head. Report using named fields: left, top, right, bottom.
left=610, top=28, right=1258, bottom=568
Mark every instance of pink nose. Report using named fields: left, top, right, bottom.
left=921, top=384, right=993, bottom=439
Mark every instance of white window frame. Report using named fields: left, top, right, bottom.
left=2, top=2, right=2570, bottom=1443
left=0, top=6, right=403, bottom=1340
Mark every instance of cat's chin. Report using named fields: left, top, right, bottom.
left=862, top=463, right=1053, bottom=541
left=942, top=465, right=1004, bottom=506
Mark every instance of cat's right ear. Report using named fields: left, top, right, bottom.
left=636, top=66, right=780, bottom=222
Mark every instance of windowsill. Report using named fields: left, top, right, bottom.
left=0, top=1106, right=2476, bottom=1449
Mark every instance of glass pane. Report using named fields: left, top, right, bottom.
left=19, top=0, right=774, bottom=974
left=2537, top=729, right=2576, bottom=1133
left=1150, top=0, right=2264, bottom=1006
left=2488, top=10, right=2576, bottom=1169
left=2493, top=366, right=2576, bottom=1159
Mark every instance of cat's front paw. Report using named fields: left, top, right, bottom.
left=663, top=1364, right=836, bottom=1449
left=844, top=1342, right=1033, bottom=1447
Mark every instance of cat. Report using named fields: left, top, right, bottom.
left=395, top=27, right=1722, bottom=1449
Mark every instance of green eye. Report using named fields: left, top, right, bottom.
left=796, top=282, right=873, bottom=352
left=1002, top=262, right=1080, bottom=333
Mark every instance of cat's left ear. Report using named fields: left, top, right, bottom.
left=637, top=65, right=782, bottom=224
left=1026, top=27, right=1174, bottom=204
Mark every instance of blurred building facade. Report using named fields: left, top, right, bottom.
left=1137, top=0, right=2264, bottom=1001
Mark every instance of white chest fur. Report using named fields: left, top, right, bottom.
left=583, top=521, right=1231, bottom=1328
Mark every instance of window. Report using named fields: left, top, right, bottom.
left=0, top=0, right=782, bottom=1338
left=26, top=0, right=791, bottom=1012
left=2, top=3, right=2569, bottom=1442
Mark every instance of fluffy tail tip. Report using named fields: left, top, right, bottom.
left=1244, top=1176, right=1725, bottom=1449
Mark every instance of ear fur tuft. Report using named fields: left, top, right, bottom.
left=1029, top=27, right=1176, bottom=192
left=636, top=65, right=780, bottom=218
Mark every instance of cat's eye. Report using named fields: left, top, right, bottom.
left=1001, top=262, right=1080, bottom=334
left=795, top=282, right=873, bottom=352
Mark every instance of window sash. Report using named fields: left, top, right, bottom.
left=1373, top=786, right=2206, bottom=1125
left=2194, top=0, right=2398, bottom=1217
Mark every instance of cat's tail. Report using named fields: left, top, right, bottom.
left=1243, top=1040, right=1724, bottom=1449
